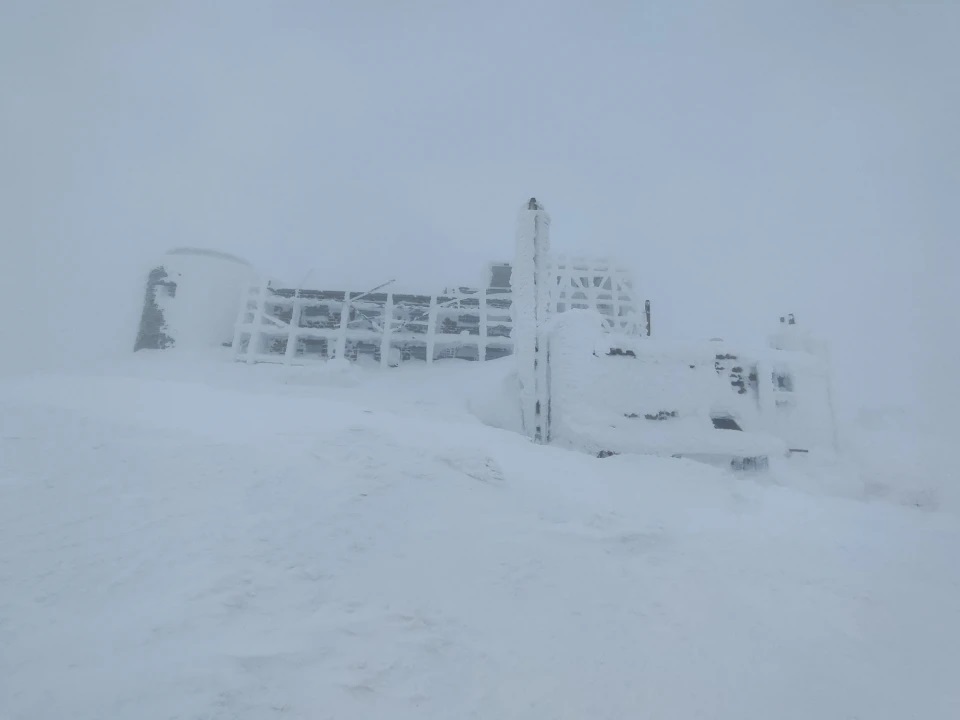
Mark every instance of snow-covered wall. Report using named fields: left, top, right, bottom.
left=544, top=311, right=837, bottom=464
left=135, top=248, right=257, bottom=352
left=760, top=320, right=839, bottom=453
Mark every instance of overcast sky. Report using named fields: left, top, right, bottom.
left=2, top=1, right=957, bottom=422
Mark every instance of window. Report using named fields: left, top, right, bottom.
left=489, top=264, right=512, bottom=289
left=711, top=415, right=742, bottom=431
left=773, top=372, right=794, bottom=392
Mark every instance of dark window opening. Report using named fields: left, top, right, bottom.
left=773, top=372, right=794, bottom=392
left=489, top=264, right=512, bottom=289
left=731, top=456, right=768, bottom=472
left=711, top=416, right=742, bottom=431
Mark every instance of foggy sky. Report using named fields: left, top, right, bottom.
left=2, top=1, right=957, bottom=423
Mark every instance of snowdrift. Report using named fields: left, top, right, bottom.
left=2, top=353, right=958, bottom=719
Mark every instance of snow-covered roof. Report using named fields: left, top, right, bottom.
left=165, top=247, right=252, bottom=266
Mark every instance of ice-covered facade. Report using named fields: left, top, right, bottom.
left=135, top=254, right=645, bottom=366
left=133, top=198, right=837, bottom=467
left=544, top=310, right=838, bottom=467
left=224, top=248, right=647, bottom=368
left=231, top=283, right=515, bottom=366
left=500, top=198, right=837, bottom=464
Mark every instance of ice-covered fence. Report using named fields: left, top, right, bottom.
left=232, top=282, right=515, bottom=366
left=552, top=255, right=646, bottom=336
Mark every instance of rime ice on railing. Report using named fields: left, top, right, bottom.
left=232, top=284, right=515, bottom=367
left=226, top=199, right=646, bottom=370
left=551, top=256, right=644, bottom=336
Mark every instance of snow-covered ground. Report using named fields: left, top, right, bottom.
left=2, top=351, right=958, bottom=719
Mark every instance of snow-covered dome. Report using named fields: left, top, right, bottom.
left=165, top=247, right=253, bottom=266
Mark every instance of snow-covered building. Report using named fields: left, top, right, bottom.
left=536, top=310, right=839, bottom=467
left=135, top=230, right=646, bottom=366
left=132, top=199, right=837, bottom=469
left=134, top=248, right=256, bottom=352
left=499, top=198, right=838, bottom=465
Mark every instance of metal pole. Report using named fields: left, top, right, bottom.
left=349, top=279, right=396, bottom=305
left=513, top=197, right=552, bottom=444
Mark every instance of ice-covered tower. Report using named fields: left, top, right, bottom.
left=512, top=197, right=552, bottom=443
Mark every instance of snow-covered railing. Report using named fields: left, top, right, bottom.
left=232, top=282, right=514, bottom=367
left=552, top=254, right=644, bottom=336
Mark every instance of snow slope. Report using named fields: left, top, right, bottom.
left=2, top=352, right=959, bottom=719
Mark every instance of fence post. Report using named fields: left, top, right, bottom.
left=246, top=279, right=269, bottom=364
left=478, top=287, right=488, bottom=362
left=611, top=271, right=621, bottom=333
left=284, top=294, right=302, bottom=364
left=335, top=293, right=350, bottom=360
left=426, top=295, right=438, bottom=364
left=379, top=292, right=394, bottom=368
left=232, top=283, right=253, bottom=361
